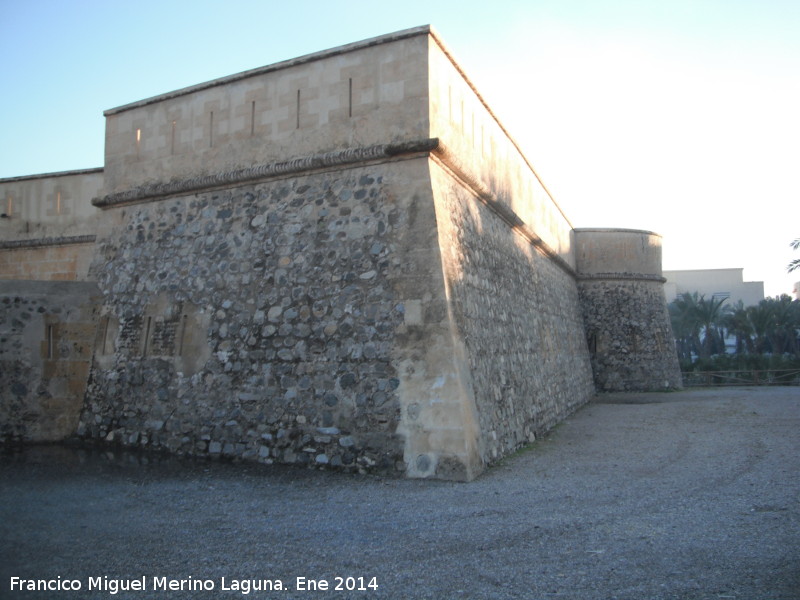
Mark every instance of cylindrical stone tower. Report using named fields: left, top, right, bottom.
left=574, top=228, right=682, bottom=392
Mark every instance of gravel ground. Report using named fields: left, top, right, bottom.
left=1, top=386, right=798, bottom=600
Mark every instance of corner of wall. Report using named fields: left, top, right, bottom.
left=392, top=159, right=485, bottom=482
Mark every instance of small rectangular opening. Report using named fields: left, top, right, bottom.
left=250, top=101, right=256, bottom=136
left=448, top=86, right=452, bottom=121
left=46, top=324, right=55, bottom=359
left=142, top=316, right=152, bottom=357
left=171, top=120, right=176, bottom=155
left=56, top=191, right=62, bottom=215
left=136, top=128, right=142, bottom=158
left=209, top=112, right=214, bottom=147
left=177, top=314, right=188, bottom=356
left=348, top=78, right=353, bottom=118
left=101, top=316, right=110, bottom=354
left=296, top=90, right=301, bottom=129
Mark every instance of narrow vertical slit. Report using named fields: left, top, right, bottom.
left=136, top=128, right=142, bottom=158
left=250, top=101, right=256, bottom=136
left=7, top=194, right=13, bottom=217
left=448, top=86, right=452, bottom=121
left=348, top=78, right=353, bottom=118
left=56, top=191, right=61, bottom=215
left=101, top=317, right=110, bottom=354
left=171, top=120, right=176, bottom=155
left=209, top=112, right=214, bottom=147
left=46, top=324, right=55, bottom=359
left=142, top=316, right=152, bottom=357
left=177, top=314, right=188, bottom=356
left=296, top=90, right=301, bottom=129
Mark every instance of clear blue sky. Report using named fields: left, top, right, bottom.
left=1, top=0, right=798, bottom=296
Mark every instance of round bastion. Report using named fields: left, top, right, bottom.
left=574, top=228, right=682, bottom=392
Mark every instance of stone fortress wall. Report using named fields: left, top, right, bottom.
left=0, top=26, right=681, bottom=480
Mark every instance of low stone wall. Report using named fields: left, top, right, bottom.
left=0, top=280, right=100, bottom=442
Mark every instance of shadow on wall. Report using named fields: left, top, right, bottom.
left=430, top=162, right=596, bottom=466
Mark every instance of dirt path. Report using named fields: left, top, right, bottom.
left=2, top=386, right=798, bottom=599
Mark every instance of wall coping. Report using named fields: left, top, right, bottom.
left=92, top=139, right=439, bottom=207
left=574, top=227, right=662, bottom=238
left=0, top=168, right=104, bottom=184
left=0, top=235, right=97, bottom=250
left=578, top=272, right=667, bottom=283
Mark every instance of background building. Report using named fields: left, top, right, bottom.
left=664, top=268, right=764, bottom=306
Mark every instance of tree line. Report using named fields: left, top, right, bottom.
left=668, top=293, right=800, bottom=366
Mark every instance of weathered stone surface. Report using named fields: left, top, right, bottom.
left=574, top=229, right=682, bottom=392
left=578, top=280, right=682, bottom=391
left=0, top=281, right=100, bottom=443
left=430, top=164, right=596, bottom=465
left=79, top=161, right=430, bottom=474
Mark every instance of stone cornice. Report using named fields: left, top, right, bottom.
left=92, top=136, right=579, bottom=279
left=577, top=273, right=667, bottom=283
left=92, top=139, right=440, bottom=208
left=429, top=143, right=577, bottom=278
left=0, top=235, right=96, bottom=250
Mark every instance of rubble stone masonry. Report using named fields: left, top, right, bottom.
left=0, top=281, right=100, bottom=442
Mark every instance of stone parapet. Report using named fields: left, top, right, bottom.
left=574, top=228, right=664, bottom=278
left=101, top=28, right=431, bottom=195
left=0, top=169, right=103, bottom=239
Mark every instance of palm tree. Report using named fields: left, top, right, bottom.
left=722, top=300, right=754, bottom=354
left=789, top=238, right=800, bottom=273
left=763, top=295, right=800, bottom=355
left=694, top=295, right=730, bottom=358
left=747, top=302, right=775, bottom=354
left=669, top=293, right=731, bottom=359
left=669, top=293, right=702, bottom=361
